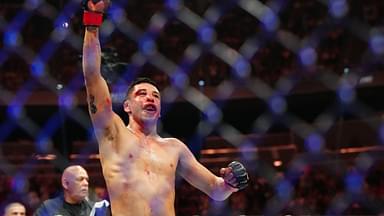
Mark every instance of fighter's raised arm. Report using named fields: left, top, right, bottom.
left=82, top=0, right=121, bottom=137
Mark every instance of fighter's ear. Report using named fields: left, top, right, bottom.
left=123, top=100, right=131, bottom=114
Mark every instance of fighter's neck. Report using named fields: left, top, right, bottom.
left=127, top=122, right=157, bottom=137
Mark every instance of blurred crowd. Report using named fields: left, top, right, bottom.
left=1, top=0, right=383, bottom=91
left=0, top=162, right=383, bottom=215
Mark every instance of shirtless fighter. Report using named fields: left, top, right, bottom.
left=82, top=1, right=249, bottom=215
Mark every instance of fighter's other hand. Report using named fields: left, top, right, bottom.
left=82, top=0, right=110, bottom=13
left=220, top=161, right=249, bottom=190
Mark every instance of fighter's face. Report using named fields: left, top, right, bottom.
left=67, top=169, right=89, bottom=202
left=125, top=83, right=161, bottom=123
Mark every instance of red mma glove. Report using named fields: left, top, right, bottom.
left=82, top=0, right=109, bottom=27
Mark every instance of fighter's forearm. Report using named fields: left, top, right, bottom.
left=82, top=27, right=102, bottom=83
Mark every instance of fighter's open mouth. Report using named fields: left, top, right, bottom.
left=144, top=104, right=157, bottom=112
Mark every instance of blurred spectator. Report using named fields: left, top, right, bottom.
left=0, top=172, right=11, bottom=204
left=228, top=191, right=247, bottom=215
left=24, top=191, right=41, bottom=214
left=3, top=202, right=26, bottom=216
left=91, top=186, right=108, bottom=202
left=34, top=165, right=110, bottom=216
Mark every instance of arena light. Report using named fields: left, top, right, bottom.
left=273, top=160, right=282, bottom=167
left=34, top=154, right=57, bottom=160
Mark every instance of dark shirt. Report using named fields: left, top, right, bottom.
left=34, top=195, right=93, bottom=216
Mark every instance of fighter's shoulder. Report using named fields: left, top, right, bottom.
left=160, top=137, right=186, bottom=147
left=161, top=137, right=182, bottom=143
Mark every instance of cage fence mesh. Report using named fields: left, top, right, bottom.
left=1, top=0, right=384, bottom=215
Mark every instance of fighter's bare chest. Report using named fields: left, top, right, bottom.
left=118, top=136, right=178, bottom=173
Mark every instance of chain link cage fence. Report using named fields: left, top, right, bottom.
left=1, top=0, right=384, bottom=215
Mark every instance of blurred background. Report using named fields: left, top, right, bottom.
left=1, top=0, right=384, bottom=215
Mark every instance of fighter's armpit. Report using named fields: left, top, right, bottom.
left=89, top=95, right=97, bottom=114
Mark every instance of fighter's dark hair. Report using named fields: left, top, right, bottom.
left=125, top=77, right=160, bottom=99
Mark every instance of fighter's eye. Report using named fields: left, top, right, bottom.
left=136, top=90, right=146, bottom=96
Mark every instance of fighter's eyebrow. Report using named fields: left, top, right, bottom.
left=135, top=89, right=147, bottom=95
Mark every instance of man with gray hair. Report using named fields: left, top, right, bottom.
left=34, top=165, right=109, bottom=216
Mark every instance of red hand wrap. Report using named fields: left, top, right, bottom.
left=83, top=10, right=103, bottom=26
